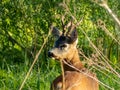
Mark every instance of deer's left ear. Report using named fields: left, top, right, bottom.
left=70, top=28, right=78, bottom=43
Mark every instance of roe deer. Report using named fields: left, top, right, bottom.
left=48, top=21, right=99, bottom=90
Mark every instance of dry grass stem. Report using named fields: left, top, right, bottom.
left=93, top=0, right=120, bottom=27
left=60, top=60, right=65, bottom=90
left=97, top=19, right=120, bottom=45
left=19, top=29, right=52, bottom=90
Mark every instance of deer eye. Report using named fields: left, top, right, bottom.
left=59, top=44, right=67, bottom=50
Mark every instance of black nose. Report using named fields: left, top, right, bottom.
left=48, top=51, right=54, bottom=57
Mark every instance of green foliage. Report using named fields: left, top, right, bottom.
left=0, top=0, right=120, bottom=90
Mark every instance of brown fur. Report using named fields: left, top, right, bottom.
left=63, top=47, right=83, bottom=71
left=50, top=46, right=99, bottom=90
left=49, top=26, right=99, bottom=90
left=51, top=71, right=99, bottom=90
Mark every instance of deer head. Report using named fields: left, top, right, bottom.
left=48, top=21, right=79, bottom=62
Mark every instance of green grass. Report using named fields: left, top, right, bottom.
left=0, top=59, right=60, bottom=90
left=0, top=58, right=120, bottom=90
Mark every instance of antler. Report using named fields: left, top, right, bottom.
left=61, top=15, right=83, bottom=37
left=67, top=18, right=76, bottom=37
left=61, top=16, right=75, bottom=37
left=61, top=14, right=75, bottom=36
left=67, top=17, right=84, bottom=36
left=61, top=15, right=66, bottom=35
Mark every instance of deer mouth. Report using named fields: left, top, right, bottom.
left=48, top=51, right=62, bottom=60
left=48, top=51, right=57, bottom=59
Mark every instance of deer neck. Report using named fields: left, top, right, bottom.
left=63, top=49, right=84, bottom=71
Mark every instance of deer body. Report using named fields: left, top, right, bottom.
left=48, top=22, right=99, bottom=90
left=51, top=71, right=98, bottom=90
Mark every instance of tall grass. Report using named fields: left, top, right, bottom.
left=0, top=58, right=61, bottom=90
left=0, top=57, right=120, bottom=90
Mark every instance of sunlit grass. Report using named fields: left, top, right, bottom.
left=0, top=59, right=61, bottom=90
left=0, top=59, right=120, bottom=90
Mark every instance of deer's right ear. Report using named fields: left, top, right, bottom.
left=51, top=27, right=62, bottom=38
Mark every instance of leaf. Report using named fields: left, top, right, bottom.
left=5, top=18, right=10, bottom=25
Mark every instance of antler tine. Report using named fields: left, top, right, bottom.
left=66, top=17, right=84, bottom=37
left=61, top=15, right=66, bottom=35
left=66, top=18, right=76, bottom=36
